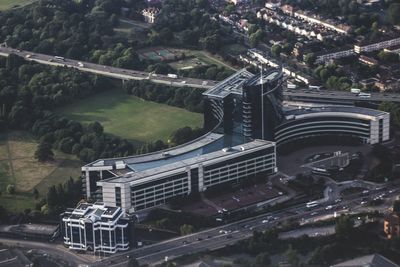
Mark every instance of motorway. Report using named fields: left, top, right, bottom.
left=0, top=47, right=399, bottom=104
left=0, top=47, right=218, bottom=89
left=99, top=184, right=399, bottom=267
left=284, top=89, right=400, bottom=104
left=0, top=183, right=396, bottom=267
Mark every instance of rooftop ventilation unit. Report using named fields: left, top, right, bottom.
left=115, top=161, right=126, bottom=170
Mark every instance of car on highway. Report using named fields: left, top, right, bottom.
left=310, top=212, right=318, bottom=216
left=262, top=219, right=269, bottom=223
left=325, top=205, right=333, bottom=210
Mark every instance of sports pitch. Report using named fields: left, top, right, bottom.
left=139, top=48, right=176, bottom=61
left=56, top=87, right=203, bottom=143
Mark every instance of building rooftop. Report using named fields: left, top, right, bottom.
left=203, top=68, right=253, bottom=98
left=331, top=254, right=399, bottom=267
left=355, top=34, right=400, bottom=47
left=99, top=139, right=275, bottom=185
left=385, top=212, right=400, bottom=225
left=283, top=103, right=388, bottom=119
left=243, top=69, right=282, bottom=87
left=63, top=202, right=123, bottom=222
left=0, top=224, right=58, bottom=236
left=83, top=132, right=224, bottom=171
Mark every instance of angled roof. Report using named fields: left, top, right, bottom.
left=331, top=254, right=399, bottom=267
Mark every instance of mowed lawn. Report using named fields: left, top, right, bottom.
left=0, top=0, right=35, bottom=10
left=56, top=88, right=204, bottom=143
left=0, top=131, right=81, bottom=211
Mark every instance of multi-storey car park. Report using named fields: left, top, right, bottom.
left=79, top=68, right=390, bottom=217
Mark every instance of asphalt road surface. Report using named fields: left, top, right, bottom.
left=99, top=184, right=398, bottom=267
left=0, top=47, right=218, bottom=89
left=0, top=184, right=396, bottom=267
left=0, top=47, right=399, bottom=104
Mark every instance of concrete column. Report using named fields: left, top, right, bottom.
left=85, top=170, right=91, bottom=198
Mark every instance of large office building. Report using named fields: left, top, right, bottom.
left=276, top=103, right=390, bottom=146
left=61, top=203, right=133, bottom=253
left=81, top=68, right=390, bottom=214
left=83, top=137, right=276, bottom=213
left=203, top=68, right=284, bottom=141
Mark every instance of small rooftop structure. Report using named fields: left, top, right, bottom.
left=203, top=68, right=253, bottom=98
left=64, top=202, right=123, bottom=222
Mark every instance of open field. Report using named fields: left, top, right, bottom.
left=169, top=57, right=208, bottom=70
left=0, top=0, right=35, bottom=10
left=175, top=49, right=237, bottom=71
left=137, top=46, right=237, bottom=72
left=56, top=87, right=203, bottom=143
left=0, top=131, right=81, bottom=211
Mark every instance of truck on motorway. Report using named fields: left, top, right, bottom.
left=287, top=83, right=297, bottom=89
left=351, top=88, right=361, bottom=94
left=77, top=62, right=84, bottom=67
left=306, top=201, right=319, bottom=208
left=358, top=92, right=371, bottom=98
left=54, top=56, right=65, bottom=61
left=167, top=73, right=178, bottom=79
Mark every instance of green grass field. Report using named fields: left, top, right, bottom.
left=0, top=131, right=81, bottom=212
left=169, top=57, right=208, bottom=70
left=56, top=88, right=203, bottom=143
left=178, top=49, right=237, bottom=71
left=0, top=0, right=35, bottom=10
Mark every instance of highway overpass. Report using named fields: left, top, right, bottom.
left=0, top=47, right=218, bottom=89
left=0, top=46, right=399, bottom=105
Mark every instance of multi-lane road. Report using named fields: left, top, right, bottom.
left=99, top=184, right=398, bottom=267
left=0, top=183, right=396, bottom=267
left=1, top=46, right=399, bottom=105
left=284, top=89, right=400, bottom=104
left=0, top=47, right=218, bottom=89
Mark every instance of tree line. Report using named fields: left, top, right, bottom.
left=0, top=56, right=205, bottom=164
left=123, top=79, right=204, bottom=113
left=149, top=0, right=231, bottom=53
left=0, top=0, right=146, bottom=69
